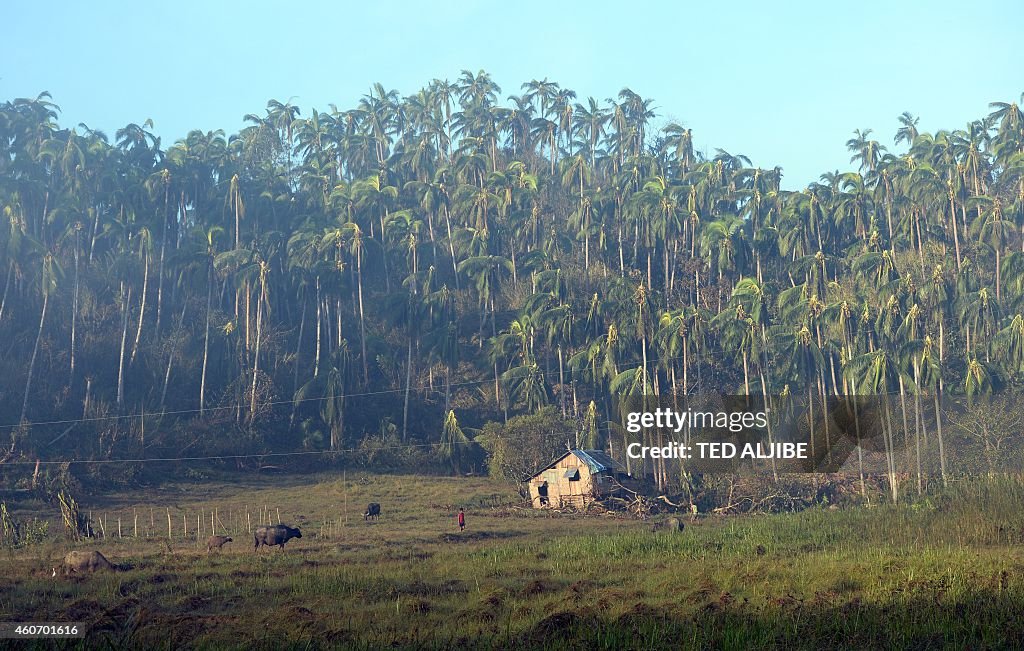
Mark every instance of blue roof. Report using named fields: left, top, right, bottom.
left=569, top=449, right=624, bottom=473
left=530, top=449, right=626, bottom=479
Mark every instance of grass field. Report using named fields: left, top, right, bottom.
left=4, top=474, right=1024, bottom=649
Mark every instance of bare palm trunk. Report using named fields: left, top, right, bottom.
left=897, top=374, right=913, bottom=491
left=69, top=242, right=79, bottom=384
left=244, top=281, right=251, bottom=352
left=160, top=297, right=188, bottom=412
left=154, top=186, right=169, bottom=337
left=199, top=266, right=213, bottom=416
left=995, top=246, right=1002, bottom=301
left=314, top=277, right=322, bottom=378
left=290, top=293, right=307, bottom=428
left=20, top=291, right=49, bottom=423
left=336, top=297, right=343, bottom=348
left=742, top=350, right=750, bottom=396
left=0, top=261, right=12, bottom=321
left=443, top=204, right=459, bottom=290
left=402, top=331, right=413, bottom=442
left=934, top=389, right=947, bottom=486
left=117, top=285, right=132, bottom=412
left=949, top=196, right=962, bottom=271
left=426, top=210, right=438, bottom=267
left=558, top=345, right=566, bottom=417
left=912, top=361, right=924, bottom=494
left=356, top=250, right=369, bottom=386
left=130, top=245, right=149, bottom=363
left=618, top=220, right=625, bottom=275
left=89, top=203, right=100, bottom=263
left=759, top=368, right=778, bottom=482
left=249, top=275, right=266, bottom=418
left=881, top=393, right=899, bottom=503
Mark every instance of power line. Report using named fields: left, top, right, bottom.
left=2, top=350, right=698, bottom=432
left=0, top=440, right=483, bottom=466
left=2, top=374, right=498, bottom=431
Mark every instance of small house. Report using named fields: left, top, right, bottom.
left=527, top=449, right=631, bottom=509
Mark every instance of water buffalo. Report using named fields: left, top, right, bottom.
left=650, top=517, right=685, bottom=533
left=63, top=550, right=115, bottom=574
left=207, top=535, right=233, bottom=553
left=253, top=524, right=302, bottom=551
left=364, top=503, right=381, bottom=521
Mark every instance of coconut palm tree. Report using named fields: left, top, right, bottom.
left=894, top=112, right=920, bottom=147
left=20, top=249, right=60, bottom=423
left=847, top=129, right=886, bottom=173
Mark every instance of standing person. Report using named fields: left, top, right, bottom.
left=457, top=507, right=465, bottom=532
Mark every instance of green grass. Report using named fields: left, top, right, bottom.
left=4, top=475, right=1024, bottom=649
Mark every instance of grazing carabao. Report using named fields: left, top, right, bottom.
left=364, top=503, right=381, bottom=521
left=207, top=535, right=233, bottom=552
left=651, top=517, right=685, bottom=533
left=253, top=525, right=302, bottom=551
left=63, top=550, right=115, bottom=574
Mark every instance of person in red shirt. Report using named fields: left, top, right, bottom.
left=457, top=507, right=465, bottom=531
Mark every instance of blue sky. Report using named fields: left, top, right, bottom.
left=3, top=0, right=1021, bottom=189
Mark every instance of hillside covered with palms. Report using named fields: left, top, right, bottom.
left=1, top=73, right=1023, bottom=492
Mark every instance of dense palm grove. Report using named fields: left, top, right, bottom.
left=1, top=73, right=1023, bottom=489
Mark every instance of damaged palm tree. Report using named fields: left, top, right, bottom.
left=58, top=490, right=92, bottom=541
left=0, top=502, right=18, bottom=547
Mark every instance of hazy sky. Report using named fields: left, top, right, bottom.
left=3, top=0, right=1021, bottom=189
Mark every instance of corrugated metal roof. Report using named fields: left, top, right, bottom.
left=570, top=449, right=625, bottom=473
left=528, top=449, right=626, bottom=479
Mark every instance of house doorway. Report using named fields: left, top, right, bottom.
left=537, top=482, right=549, bottom=506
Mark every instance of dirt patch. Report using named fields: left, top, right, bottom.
left=102, top=597, right=142, bottom=622
left=520, top=579, right=552, bottom=597
left=64, top=598, right=104, bottom=622
left=519, top=610, right=600, bottom=645
left=178, top=595, right=211, bottom=611
left=380, top=549, right=435, bottom=562
left=439, top=530, right=522, bottom=543
left=323, top=628, right=356, bottom=645
left=117, top=580, right=140, bottom=597
left=287, top=605, right=316, bottom=620
left=400, top=579, right=468, bottom=597
left=616, top=602, right=672, bottom=629
left=148, top=572, right=177, bottom=585
left=595, top=588, right=628, bottom=611
left=480, top=589, right=506, bottom=608
left=82, top=598, right=145, bottom=641
left=768, top=593, right=803, bottom=610
left=404, top=599, right=432, bottom=614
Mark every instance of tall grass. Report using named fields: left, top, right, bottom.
left=3, top=475, right=1024, bottom=649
